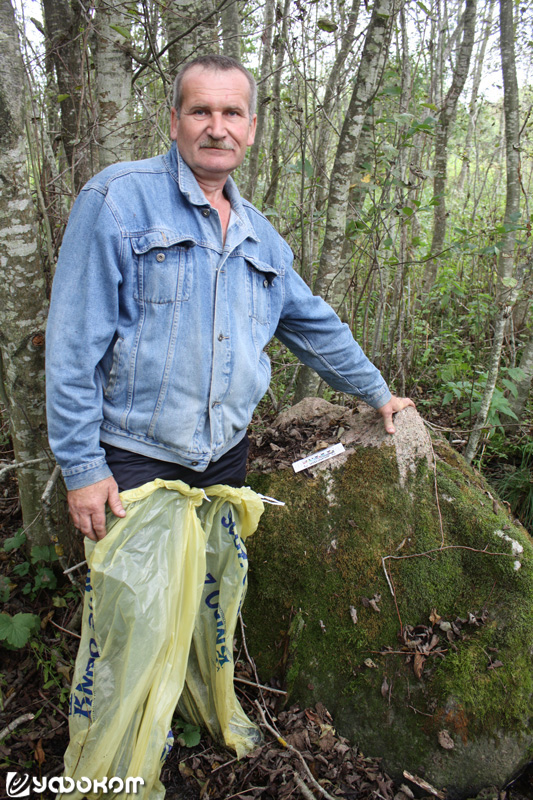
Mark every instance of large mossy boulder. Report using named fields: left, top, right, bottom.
left=244, top=401, right=533, bottom=799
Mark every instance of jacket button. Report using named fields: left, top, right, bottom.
left=156, top=253, right=165, bottom=262
left=191, top=461, right=198, bottom=466
left=218, top=333, right=224, bottom=341
left=263, top=279, right=269, bottom=288
left=202, top=208, right=210, bottom=217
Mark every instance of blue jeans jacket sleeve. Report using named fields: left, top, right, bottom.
left=46, top=186, right=121, bottom=489
left=276, top=265, right=391, bottom=408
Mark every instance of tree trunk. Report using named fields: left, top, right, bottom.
left=0, top=0, right=56, bottom=546
left=464, top=0, right=522, bottom=463
left=262, top=0, right=290, bottom=210
left=293, top=0, right=395, bottom=404
left=314, top=0, right=360, bottom=205
left=195, top=0, right=219, bottom=53
left=94, top=0, right=132, bottom=170
left=245, top=0, right=274, bottom=202
left=456, top=0, right=495, bottom=193
left=221, top=0, right=241, bottom=60
left=42, top=0, right=93, bottom=192
left=423, top=0, right=476, bottom=293
left=165, top=0, right=196, bottom=76
left=375, top=3, right=412, bottom=374
left=314, top=0, right=395, bottom=304
left=506, top=324, right=533, bottom=426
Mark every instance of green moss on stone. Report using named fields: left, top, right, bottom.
left=244, top=435, right=533, bottom=790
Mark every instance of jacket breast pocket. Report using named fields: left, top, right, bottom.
left=132, top=236, right=194, bottom=305
left=245, top=261, right=273, bottom=325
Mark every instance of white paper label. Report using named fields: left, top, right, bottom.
left=292, top=443, right=345, bottom=473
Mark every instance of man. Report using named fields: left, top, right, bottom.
left=47, top=55, right=412, bottom=537
left=46, top=55, right=413, bottom=796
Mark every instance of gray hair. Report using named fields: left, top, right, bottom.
left=172, top=55, right=257, bottom=121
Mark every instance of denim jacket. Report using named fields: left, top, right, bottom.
left=46, top=144, right=391, bottom=490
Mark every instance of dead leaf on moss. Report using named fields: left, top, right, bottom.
left=362, top=593, right=381, bottom=612
left=413, top=653, right=425, bottom=679
left=429, top=608, right=441, bottom=625
left=34, top=739, right=45, bottom=765
left=438, top=730, right=454, bottom=750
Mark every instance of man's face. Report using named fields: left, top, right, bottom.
left=171, top=66, right=257, bottom=184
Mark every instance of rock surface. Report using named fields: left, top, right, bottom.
left=244, top=400, right=533, bottom=799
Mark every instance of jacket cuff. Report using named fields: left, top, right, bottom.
left=365, top=386, right=392, bottom=410
left=61, top=457, right=113, bottom=491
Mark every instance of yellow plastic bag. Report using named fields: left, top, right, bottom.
left=178, top=485, right=264, bottom=757
left=60, top=480, right=264, bottom=800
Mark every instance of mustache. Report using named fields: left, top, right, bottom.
left=199, top=137, right=233, bottom=150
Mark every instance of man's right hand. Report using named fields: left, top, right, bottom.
left=68, top=476, right=126, bottom=541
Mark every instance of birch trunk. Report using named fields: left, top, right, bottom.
left=423, top=0, right=476, bottom=292
left=456, top=0, right=495, bottom=193
left=313, top=0, right=395, bottom=306
left=221, top=0, right=241, bottom=60
left=505, top=324, right=533, bottom=427
left=0, top=0, right=55, bottom=546
left=292, top=0, right=395, bottom=403
left=165, top=0, right=196, bottom=75
left=464, top=0, right=521, bottom=463
left=314, top=0, right=360, bottom=207
left=94, top=0, right=132, bottom=170
left=245, top=0, right=274, bottom=202
left=262, top=0, right=290, bottom=209
left=374, top=3, right=412, bottom=372
left=195, top=0, right=219, bottom=53
left=165, top=0, right=219, bottom=75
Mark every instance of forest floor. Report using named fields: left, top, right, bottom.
left=1, top=408, right=533, bottom=800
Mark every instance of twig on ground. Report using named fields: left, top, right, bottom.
left=0, top=712, right=35, bottom=741
left=254, top=700, right=338, bottom=800
left=50, top=619, right=81, bottom=639
left=295, top=775, right=318, bottom=799
left=239, top=613, right=267, bottom=707
left=234, top=677, right=287, bottom=696
left=38, top=690, right=69, bottom=722
left=208, top=755, right=239, bottom=775
left=382, top=543, right=516, bottom=601
left=66, top=602, right=83, bottom=634
left=63, top=560, right=87, bottom=575
left=403, top=771, right=445, bottom=799
left=382, top=560, right=403, bottom=633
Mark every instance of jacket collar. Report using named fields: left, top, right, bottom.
left=164, top=142, right=259, bottom=243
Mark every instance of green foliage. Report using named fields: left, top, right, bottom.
left=496, top=443, right=533, bottom=532
left=174, top=717, right=201, bottom=748
left=109, top=24, right=131, bottom=39
left=3, top=529, right=26, bottom=553
left=2, top=528, right=58, bottom=599
left=0, top=575, right=10, bottom=603
left=0, top=612, right=40, bottom=648
left=441, top=367, right=526, bottom=433
left=30, top=639, right=72, bottom=707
